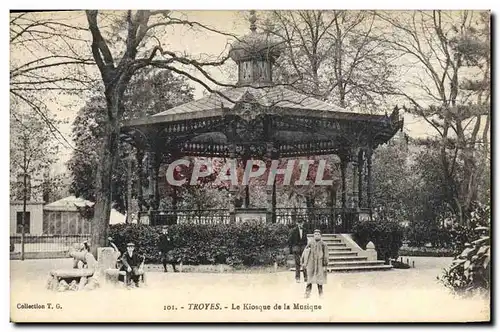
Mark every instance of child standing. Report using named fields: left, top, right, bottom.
left=301, top=229, right=328, bottom=298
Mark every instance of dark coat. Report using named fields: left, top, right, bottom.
left=158, top=235, right=174, bottom=253
left=121, top=251, right=143, bottom=270
left=288, top=226, right=308, bottom=254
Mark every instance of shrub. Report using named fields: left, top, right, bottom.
left=405, top=219, right=453, bottom=248
left=438, top=204, right=491, bottom=297
left=352, top=218, right=404, bottom=263
left=439, top=227, right=490, bottom=296
left=108, top=222, right=289, bottom=266
left=108, top=223, right=161, bottom=263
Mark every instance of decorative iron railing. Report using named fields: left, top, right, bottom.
left=140, top=207, right=365, bottom=233
left=142, top=209, right=231, bottom=226
left=274, top=208, right=358, bottom=233
left=10, top=234, right=91, bottom=260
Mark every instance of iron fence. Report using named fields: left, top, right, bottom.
left=275, top=207, right=359, bottom=233
left=139, top=207, right=361, bottom=233
left=140, top=209, right=231, bottom=226
left=10, top=234, right=91, bottom=260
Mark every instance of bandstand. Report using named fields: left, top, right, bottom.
left=120, top=12, right=403, bottom=233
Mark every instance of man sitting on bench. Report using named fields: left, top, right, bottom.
left=120, top=242, right=144, bottom=288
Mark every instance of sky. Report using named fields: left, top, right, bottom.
left=9, top=10, right=481, bottom=175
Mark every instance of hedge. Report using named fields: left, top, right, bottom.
left=399, top=246, right=456, bottom=257
left=108, top=222, right=290, bottom=267
left=352, top=218, right=404, bottom=262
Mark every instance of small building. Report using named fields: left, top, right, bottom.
left=10, top=200, right=44, bottom=235
left=42, top=196, right=126, bottom=235
left=43, top=196, right=94, bottom=235
left=10, top=172, right=45, bottom=235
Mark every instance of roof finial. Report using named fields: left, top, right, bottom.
left=249, top=10, right=257, bottom=32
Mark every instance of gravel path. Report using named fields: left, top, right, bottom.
left=10, top=256, right=490, bottom=322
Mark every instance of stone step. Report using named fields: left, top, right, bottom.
left=329, top=251, right=357, bottom=256
left=328, top=247, right=352, bottom=252
left=321, top=239, right=343, bottom=243
left=327, top=265, right=393, bottom=272
left=328, top=256, right=367, bottom=262
left=298, top=234, right=393, bottom=273
left=291, top=264, right=393, bottom=273
left=325, top=243, right=347, bottom=247
left=328, top=260, right=386, bottom=268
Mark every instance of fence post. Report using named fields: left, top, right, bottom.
left=20, top=171, right=28, bottom=261
left=20, top=226, right=25, bottom=261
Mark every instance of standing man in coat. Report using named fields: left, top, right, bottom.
left=288, top=219, right=309, bottom=283
left=158, top=226, right=178, bottom=272
left=301, top=229, right=329, bottom=298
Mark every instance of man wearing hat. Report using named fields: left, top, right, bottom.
left=301, top=229, right=328, bottom=298
left=121, top=242, right=144, bottom=288
left=158, top=226, right=179, bottom=272
left=288, top=219, right=309, bottom=283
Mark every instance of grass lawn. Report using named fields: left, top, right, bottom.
left=10, top=256, right=490, bottom=323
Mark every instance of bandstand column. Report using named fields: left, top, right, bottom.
left=328, top=156, right=337, bottom=232
left=340, top=155, right=348, bottom=209
left=135, top=149, right=145, bottom=217
left=225, top=119, right=238, bottom=223
left=272, top=176, right=277, bottom=223
left=329, top=184, right=336, bottom=232
left=228, top=144, right=237, bottom=224
left=358, top=149, right=364, bottom=208
left=152, top=153, right=161, bottom=211
left=165, top=151, right=179, bottom=225
left=351, top=149, right=359, bottom=210
left=146, top=151, right=154, bottom=209
left=147, top=150, right=161, bottom=225
left=243, top=156, right=250, bottom=208
left=265, top=142, right=276, bottom=223
left=329, top=185, right=336, bottom=209
left=366, top=147, right=373, bottom=213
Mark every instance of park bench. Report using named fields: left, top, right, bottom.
left=45, top=243, right=146, bottom=291
left=99, top=247, right=146, bottom=287
left=47, top=268, right=95, bottom=291
left=47, top=246, right=97, bottom=291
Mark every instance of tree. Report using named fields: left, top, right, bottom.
left=10, top=107, right=58, bottom=260
left=377, top=10, right=490, bottom=225
left=261, top=10, right=396, bottom=213
left=67, top=68, right=195, bottom=213
left=370, top=136, right=451, bottom=246
left=265, top=10, right=396, bottom=112
left=42, top=172, right=68, bottom=204
left=371, top=136, right=415, bottom=222
left=84, top=10, right=244, bottom=255
left=10, top=12, right=95, bottom=151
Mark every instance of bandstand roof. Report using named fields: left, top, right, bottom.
left=120, top=13, right=403, bottom=159
left=121, top=85, right=403, bottom=158
left=125, top=85, right=373, bottom=125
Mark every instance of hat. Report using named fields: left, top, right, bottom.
left=126, top=242, right=135, bottom=247
left=313, top=229, right=321, bottom=233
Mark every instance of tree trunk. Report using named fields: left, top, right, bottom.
left=126, top=155, right=132, bottom=223
left=91, top=104, right=121, bottom=257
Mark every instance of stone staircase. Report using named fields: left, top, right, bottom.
left=292, top=234, right=392, bottom=272
left=322, top=234, right=392, bottom=272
